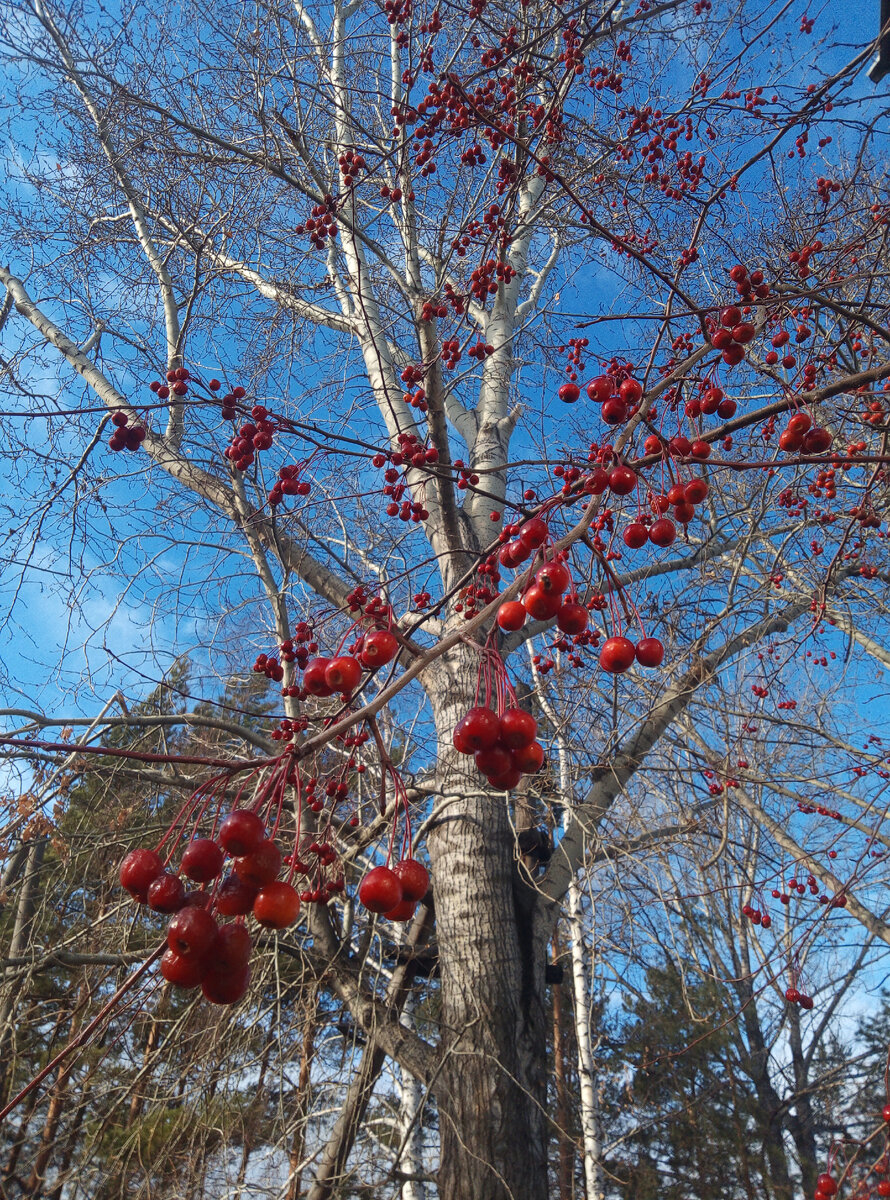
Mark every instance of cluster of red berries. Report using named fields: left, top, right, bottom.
left=224, top=406, right=278, bottom=472
left=598, top=635, right=664, bottom=673
left=253, top=653, right=285, bottom=682
left=338, top=147, right=367, bottom=190
left=119, top=811, right=300, bottom=1006
left=583, top=374, right=644, bottom=425
left=728, top=261, right=771, bottom=302
left=708, top=305, right=756, bottom=366
left=740, top=902, right=772, bottom=929
left=294, top=198, right=339, bottom=250
left=108, top=410, right=147, bottom=453
left=785, top=985, right=814, bottom=1010
left=149, top=366, right=192, bottom=400
left=357, top=858, right=429, bottom=922
left=498, top=534, right=588, bottom=632
left=778, top=412, right=832, bottom=455
left=378, top=432, right=437, bottom=520
left=219, top=385, right=246, bottom=420
left=301, top=631, right=399, bottom=699
left=453, top=705, right=544, bottom=791
left=268, top=465, right=312, bottom=507
left=622, top=477, right=709, bottom=546
left=684, top=384, right=737, bottom=421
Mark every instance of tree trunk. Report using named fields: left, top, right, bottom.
left=732, top=977, right=793, bottom=1200
left=551, top=931, right=574, bottom=1200
left=425, top=647, right=549, bottom=1200
left=396, top=991, right=426, bottom=1200
left=786, top=1004, right=819, bottom=1195
left=0, top=838, right=46, bottom=1104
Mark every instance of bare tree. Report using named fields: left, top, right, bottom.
left=1, top=0, right=889, bottom=1195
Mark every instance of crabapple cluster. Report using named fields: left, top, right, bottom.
left=299, top=629, right=399, bottom=701
left=584, top=373, right=644, bottom=425
left=453, top=704, right=544, bottom=792
left=375, top=430, right=436, bottom=520
left=740, top=902, right=772, bottom=930
left=778, top=411, right=833, bottom=455
left=107, top=410, right=147, bottom=453
left=338, top=147, right=367, bottom=190
left=119, top=809, right=299, bottom=1007
left=357, top=858, right=429, bottom=923
left=224, top=406, right=280, bottom=473
left=294, top=197, right=339, bottom=250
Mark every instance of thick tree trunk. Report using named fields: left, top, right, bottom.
left=551, top=932, right=575, bottom=1200
left=425, top=648, right=549, bottom=1200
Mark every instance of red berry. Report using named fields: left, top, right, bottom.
left=393, top=858, right=429, bottom=902
left=215, top=873, right=259, bottom=916
left=181, top=838, right=225, bottom=883
left=720, top=305, right=741, bottom=327
left=513, top=740, right=544, bottom=774
left=253, top=881, right=301, bottom=929
left=710, top=328, right=734, bottom=350
left=119, top=848, right=164, bottom=901
left=816, top=1176, right=837, bottom=1197
left=619, top=378, right=643, bottom=405
left=233, top=839, right=282, bottom=889
left=882, top=1103, right=890, bottom=1123
left=535, top=561, right=571, bottom=595
left=498, top=709, right=537, bottom=748
left=586, top=375, right=613, bottom=403
left=147, top=872, right=187, bottom=913
left=623, top=523, right=648, bottom=550
left=385, top=898, right=417, bottom=922
left=219, top=810, right=266, bottom=857
left=601, top=398, right=628, bottom=425
left=785, top=987, right=800, bottom=1003
left=497, top=601, right=527, bottom=632
left=475, top=744, right=513, bottom=778
left=608, top=466, right=637, bottom=496
left=519, top=518, right=548, bottom=549
left=214, top=923, right=252, bottom=972
left=802, top=427, right=832, bottom=453
left=649, top=518, right=676, bottom=547
left=635, top=638, right=665, bottom=668
left=729, top=264, right=747, bottom=282
left=673, top=502, right=695, bottom=524
left=160, top=948, right=207, bottom=989
left=556, top=601, right=588, bottom=634
left=358, top=866, right=403, bottom=913
left=454, top=706, right=500, bottom=751
left=787, top=412, right=812, bottom=436
left=522, top=585, right=563, bottom=620
left=600, top=637, right=636, bottom=673
left=732, top=322, right=755, bottom=344
left=690, top=440, right=711, bottom=460
left=304, top=657, right=335, bottom=696
left=167, top=906, right=219, bottom=959
left=486, top=764, right=522, bottom=790
left=558, top=382, right=580, bottom=403
left=360, top=630, right=399, bottom=667
left=201, top=964, right=250, bottom=1006
left=684, top=479, right=708, bottom=504
left=325, top=655, right=363, bottom=692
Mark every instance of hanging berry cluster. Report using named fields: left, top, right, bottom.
left=107, top=410, right=147, bottom=453
left=452, top=651, right=544, bottom=791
